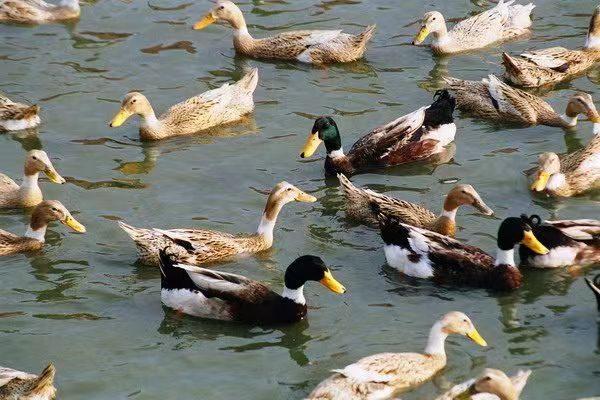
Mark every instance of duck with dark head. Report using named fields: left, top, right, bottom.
left=299, top=90, right=456, bottom=177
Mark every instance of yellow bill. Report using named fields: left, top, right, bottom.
left=295, top=190, right=317, bottom=203
left=300, top=132, right=323, bottom=158
left=466, top=328, right=487, bottom=347
left=530, top=171, right=550, bottom=192
left=193, top=13, right=216, bottom=30
left=44, top=169, right=66, bottom=184
left=521, top=230, right=549, bottom=255
left=320, top=270, right=346, bottom=294
left=413, top=26, right=430, bottom=45
left=63, top=215, right=86, bottom=233
left=109, top=108, right=133, bottom=128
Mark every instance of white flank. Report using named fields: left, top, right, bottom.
left=422, top=123, right=456, bottom=149
left=0, top=116, right=40, bottom=131
left=296, top=49, right=313, bottom=63
left=332, top=364, right=394, bottom=384
left=528, top=246, right=579, bottom=268
left=161, top=288, right=230, bottom=319
left=383, top=244, right=434, bottom=278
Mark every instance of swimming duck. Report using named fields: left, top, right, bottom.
left=377, top=213, right=549, bottom=290
left=0, top=150, right=65, bottom=209
left=109, top=68, right=258, bottom=141
left=436, top=368, right=532, bottom=400
left=118, top=181, right=316, bottom=266
left=192, top=1, right=375, bottom=64
left=0, top=364, right=56, bottom=400
left=307, top=311, right=487, bottom=400
left=0, top=200, right=86, bottom=256
left=158, top=249, right=345, bottom=324
left=518, top=215, right=600, bottom=269
left=585, top=274, right=600, bottom=311
left=0, top=0, right=80, bottom=23
left=0, top=95, right=40, bottom=131
left=445, top=76, right=600, bottom=128
left=530, top=132, right=600, bottom=197
left=299, top=90, right=456, bottom=176
left=503, top=5, right=600, bottom=87
left=412, top=1, right=534, bottom=54
left=338, top=173, right=493, bottom=236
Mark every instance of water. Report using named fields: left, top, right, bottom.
left=0, top=0, right=599, bottom=398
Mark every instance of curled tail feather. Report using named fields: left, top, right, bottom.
left=29, top=364, right=56, bottom=397
left=16, top=104, right=40, bottom=119
left=237, top=68, right=259, bottom=94
left=356, top=25, right=376, bottom=46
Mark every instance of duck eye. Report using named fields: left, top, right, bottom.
left=219, top=5, right=224, bottom=9
left=131, top=99, right=137, bottom=103
left=32, top=156, right=37, bottom=160
left=286, top=188, right=293, bottom=191
left=52, top=208, right=58, bottom=212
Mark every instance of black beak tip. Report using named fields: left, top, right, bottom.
left=300, top=152, right=306, bottom=158
left=109, top=123, right=113, bottom=127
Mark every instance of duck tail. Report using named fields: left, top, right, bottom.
left=423, top=89, right=456, bottom=126
left=371, top=203, right=409, bottom=246
left=16, top=104, right=40, bottom=120
left=501, top=52, right=525, bottom=79
left=237, top=68, right=259, bottom=94
left=337, top=173, right=365, bottom=199
left=585, top=274, right=600, bottom=311
left=28, top=364, right=56, bottom=397
left=356, top=24, right=376, bottom=46
left=118, top=221, right=145, bottom=240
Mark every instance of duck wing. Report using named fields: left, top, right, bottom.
left=519, top=47, right=572, bottom=70
left=0, top=173, right=18, bottom=191
left=544, top=219, right=600, bottom=241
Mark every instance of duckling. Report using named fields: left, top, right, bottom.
left=437, top=368, right=532, bottom=400
left=445, top=76, right=600, bottom=128
left=377, top=214, right=549, bottom=290
left=109, top=68, right=258, bottom=141
left=530, top=132, right=600, bottom=197
left=192, top=1, right=375, bottom=64
left=0, top=150, right=65, bottom=209
left=518, top=215, right=600, bottom=268
left=338, top=173, right=493, bottom=236
left=0, top=95, right=40, bottom=131
left=413, top=1, right=535, bottom=54
left=118, top=181, right=316, bottom=266
left=503, top=5, right=600, bottom=87
left=308, top=312, right=487, bottom=400
left=0, top=0, right=80, bottom=23
left=585, top=274, right=600, bottom=311
left=0, top=364, right=56, bottom=400
left=158, top=250, right=345, bottom=324
left=299, top=90, right=456, bottom=176
left=0, top=200, right=85, bottom=256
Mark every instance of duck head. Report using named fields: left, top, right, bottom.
left=109, top=92, right=154, bottom=128
left=25, top=150, right=65, bottom=184
left=284, top=255, right=346, bottom=294
left=413, top=11, right=447, bottom=45
left=30, top=200, right=86, bottom=233
left=300, top=117, right=342, bottom=158
left=497, top=217, right=548, bottom=255
left=193, top=1, right=246, bottom=31
left=530, top=152, right=561, bottom=192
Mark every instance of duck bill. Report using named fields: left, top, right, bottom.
left=295, top=190, right=317, bottom=203
left=521, top=230, right=549, bottom=255
left=193, top=13, right=216, bottom=30
left=466, top=328, right=487, bottom=347
left=413, top=26, right=430, bottom=45
left=320, top=270, right=346, bottom=294
left=44, top=168, right=66, bottom=184
left=530, top=171, right=550, bottom=192
left=63, top=215, right=86, bottom=233
left=300, top=132, right=322, bottom=158
left=109, top=108, right=132, bottom=128
left=472, top=197, right=494, bottom=216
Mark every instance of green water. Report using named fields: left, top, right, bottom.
left=0, top=0, right=599, bottom=398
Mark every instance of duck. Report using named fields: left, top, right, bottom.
left=0, top=200, right=86, bottom=256
left=502, top=5, right=600, bottom=87
left=436, top=368, right=532, bottom=400
left=307, top=311, right=487, bottom=400
left=0, top=150, right=65, bottom=209
left=376, top=213, right=549, bottom=290
left=158, top=249, right=345, bottom=324
left=412, top=0, right=534, bottom=54
left=118, top=181, right=316, bottom=267
left=530, top=132, right=600, bottom=197
left=518, top=215, right=600, bottom=268
left=109, top=68, right=258, bottom=141
left=585, top=274, right=600, bottom=311
left=445, top=75, right=600, bottom=128
left=299, top=90, right=456, bottom=176
left=0, top=0, right=80, bottom=23
left=338, top=173, right=493, bottom=236
left=192, top=1, right=375, bottom=64
left=0, top=95, right=40, bottom=131
left=0, top=364, right=56, bottom=400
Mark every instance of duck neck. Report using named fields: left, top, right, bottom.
left=20, top=172, right=40, bottom=191
left=424, top=321, right=448, bottom=357
left=256, top=200, right=285, bottom=247
left=232, top=16, right=255, bottom=53
left=559, top=113, right=578, bottom=128
left=495, top=248, right=515, bottom=266
left=281, top=285, right=306, bottom=305
left=432, top=198, right=458, bottom=236
left=24, top=224, right=47, bottom=242
left=431, top=25, right=450, bottom=46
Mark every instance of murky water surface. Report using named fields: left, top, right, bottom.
left=1, top=0, right=599, bottom=398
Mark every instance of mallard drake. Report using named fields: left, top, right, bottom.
left=445, top=76, right=600, bottom=129
left=412, top=0, right=534, bottom=54
left=518, top=215, right=600, bottom=268
left=0, top=364, right=56, bottom=400
left=308, top=312, right=487, bottom=400
left=0, top=150, right=65, bottom=209
left=436, top=369, right=531, bottom=400
left=0, top=95, right=40, bottom=131
left=377, top=214, right=549, bottom=290
left=192, top=1, right=375, bottom=64
left=503, top=5, right=600, bottom=87
left=158, top=250, right=345, bottom=324
left=530, top=133, right=600, bottom=197
left=299, top=90, right=456, bottom=176
left=0, top=200, right=86, bottom=256
left=119, top=181, right=316, bottom=266
left=0, top=0, right=80, bottom=23
left=109, top=68, right=258, bottom=141
left=338, top=173, right=493, bottom=236
left=585, top=274, right=600, bottom=311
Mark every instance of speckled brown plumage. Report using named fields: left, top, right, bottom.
left=0, top=364, right=56, bottom=400
left=0, top=0, right=80, bottom=23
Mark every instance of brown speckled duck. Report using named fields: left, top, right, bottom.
left=0, top=95, right=40, bottom=131
left=0, top=0, right=80, bottom=23
left=0, top=364, right=56, bottom=400
left=436, top=368, right=532, bottom=400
